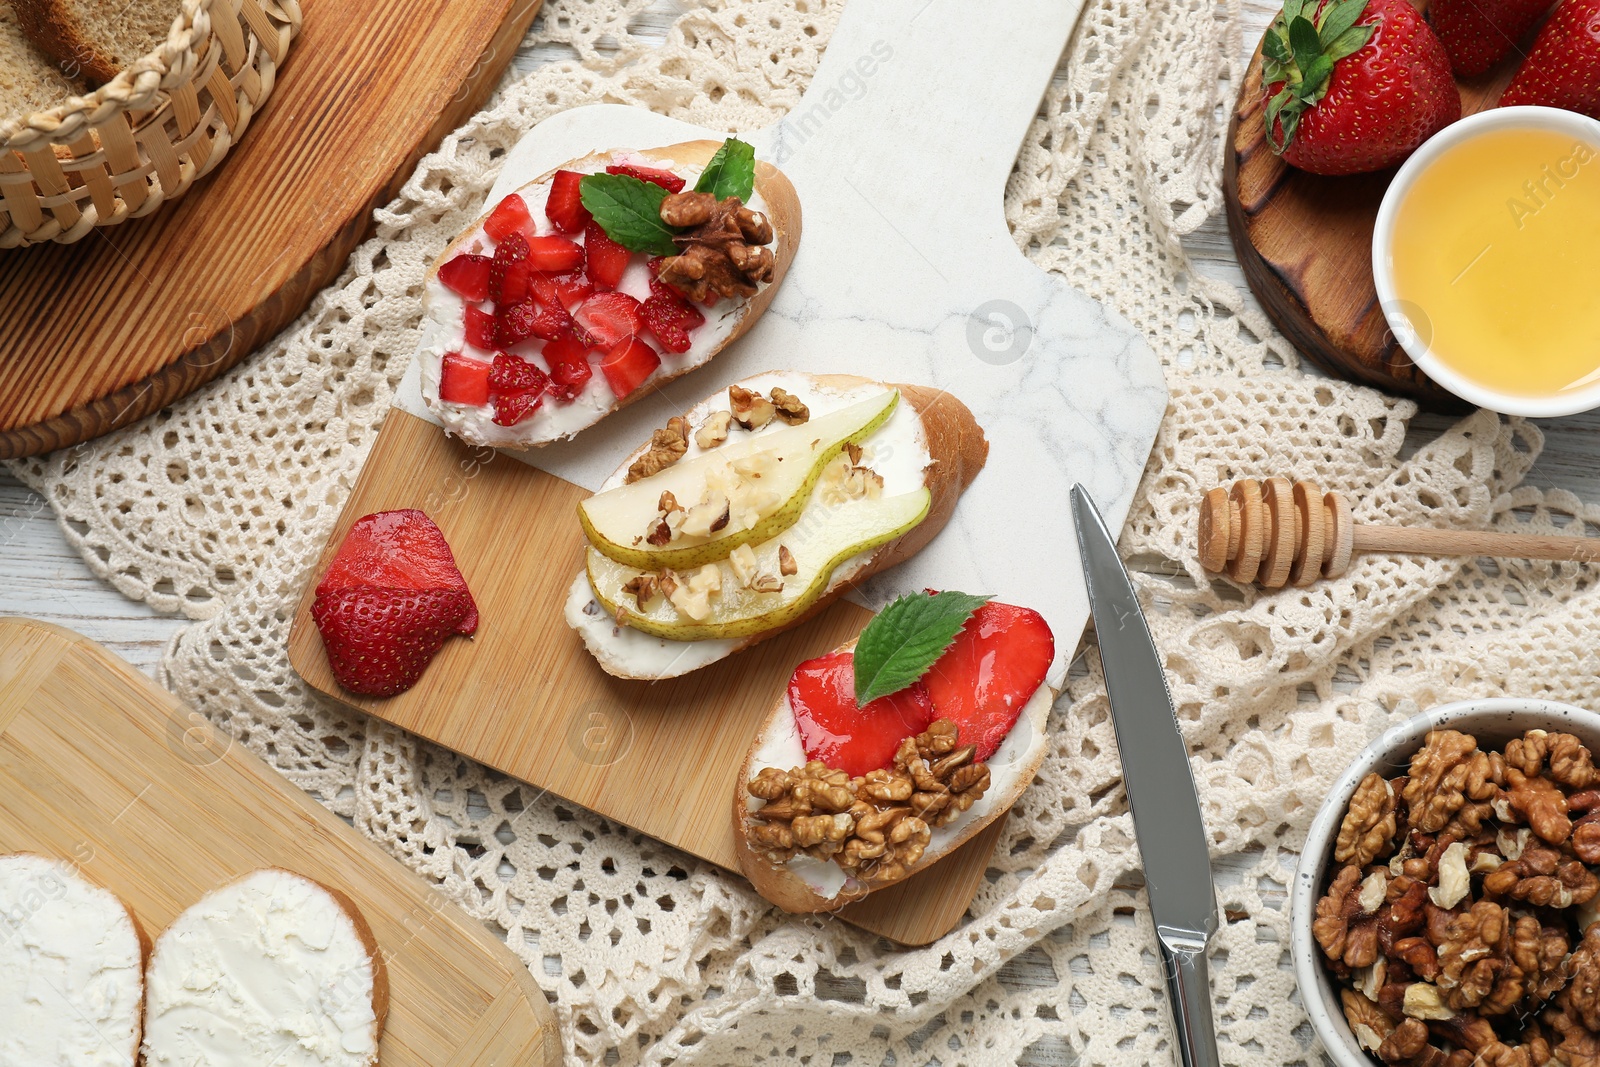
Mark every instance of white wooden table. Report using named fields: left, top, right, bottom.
left=4, top=3, right=1597, bottom=1062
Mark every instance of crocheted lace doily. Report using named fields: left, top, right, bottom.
left=14, top=1, right=1596, bottom=1062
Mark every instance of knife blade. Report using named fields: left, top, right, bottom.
left=1071, top=484, right=1220, bottom=1067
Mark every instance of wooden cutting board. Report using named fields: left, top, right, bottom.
left=289, top=0, right=1170, bottom=946
left=0, top=0, right=545, bottom=460
left=0, top=617, right=561, bottom=1067
left=1224, top=22, right=1522, bottom=412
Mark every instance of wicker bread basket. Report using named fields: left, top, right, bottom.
left=0, top=0, right=299, bottom=247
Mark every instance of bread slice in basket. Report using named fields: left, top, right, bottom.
left=7, top=0, right=180, bottom=85
left=0, top=3, right=85, bottom=116
left=566, top=371, right=988, bottom=679
left=0, top=852, right=149, bottom=1067
left=142, top=868, right=389, bottom=1067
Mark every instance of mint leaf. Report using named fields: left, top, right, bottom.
left=579, top=173, right=679, bottom=255
left=852, top=591, right=991, bottom=706
left=693, top=138, right=756, bottom=202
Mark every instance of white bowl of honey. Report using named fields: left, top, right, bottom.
left=1373, top=106, right=1600, bottom=417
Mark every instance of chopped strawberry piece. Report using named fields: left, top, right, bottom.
left=598, top=337, right=660, bottom=398
left=488, top=352, right=549, bottom=398
left=541, top=334, right=591, bottom=371
left=606, top=163, right=686, bottom=193
left=497, top=300, right=576, bottom=347
left=549, top=270, right=595, bottom=307
left=463, top=305, right=497, bottom=351
left=547, top=169, right=592, bottom=234
left=314, top=509, right=477, bottom=632
left=574, top=291, right=645, bottom=347
left=640, top=297, right=694, bottom=353
left=524, top=235, right=585, bottom=273
left=437, top=254, right=493, bottom=302
left=489, top=233, right=532, bottom=305
left=492, top=390, right=543, bottom=426
left=438, top=351, right=490, bottom=405
left=545, top=348, right=593, bottom=401
left=583, top=220, right=632, bottom=289
left=484, top=194, right=534, bottom=243
left=787, top=650, right=936, bottom=778
left=922, top=600, right=1054, bottom=761
left=313, top=586, right=475, bottom=697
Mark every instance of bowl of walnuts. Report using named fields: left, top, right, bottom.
left=1294, top=698, right=1600, bottom=1067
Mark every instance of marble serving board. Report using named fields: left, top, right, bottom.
left=293, top=0, right=1169, bottom=945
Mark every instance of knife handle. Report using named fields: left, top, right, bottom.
left=1158, top=927, right=1220, bottom=1067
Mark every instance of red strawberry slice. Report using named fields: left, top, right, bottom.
left=530, top=271, right=594, bottom=310
left=492, top=391, right=543, bottom=426
left=438, top=351, right=490, bottom=405
left=489, top=233, right=532, bottom=306
left=546, top=169, right=592, bottom=234
left=922, top=600, right=1054, bottom=761
left=463, top=305, right=497, bottom=351
left=1501, top=0, right=1600, bottom=118
left=584, top=220, right=633, bottom=289
left=313, top=586, right=475, bottom=697
left=488, top=352, right=549, bottom=397
left=598, top=337, right=660, bottom=398
left=525, top=235, right=585, bottom=273
left=497, top=300, right=575, bottom=347
left=640, top=297, right=694, bottom=353
left=484, top=194, right=534, bottom=243
left=315, top=509, right=477, bottom=633
left=787, top=650, right=936, bottom=777
left=438, top=254, right=493, bottom=301
left=542, top=336, right=594, bottom=401
left=605, top=163, right=686, bottom=192
left=574, top=291, right=644, bottom=347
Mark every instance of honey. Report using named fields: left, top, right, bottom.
left=1387, top=126, right=1600, bottom=399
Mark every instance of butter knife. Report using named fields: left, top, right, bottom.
left=1071, top=485, right=1220, bottom=1067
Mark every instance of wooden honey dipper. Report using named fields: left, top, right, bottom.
left=1198, top=477, right=1600, bottom=588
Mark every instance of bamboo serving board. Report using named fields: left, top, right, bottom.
left=0, top=617, right=560, bottom=1067
left=0, top=0, right=545, bottom=460
left=1225, top=20, right=1522, bottom=412
left=289, top=0, right=1171, bottom=946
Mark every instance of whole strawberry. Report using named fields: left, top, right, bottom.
left=1264, top=0, right=1461, bottom=175
left=1501, top=0, right=1600, bottom=117
left=1431, top=0, right=1554, bottom=76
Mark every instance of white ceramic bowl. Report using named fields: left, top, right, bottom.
left=1292, top=697, right=1600, bottom=1067
left=1372, top=106, right=1600, bottom=417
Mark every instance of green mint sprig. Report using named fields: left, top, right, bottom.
left=578, top=138, right=758, bottom=254
left=694, top=138, right=756, bottom=202
left=852, top=591, right=991, bottom=706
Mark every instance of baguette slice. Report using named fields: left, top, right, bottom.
left=566, top=371, right=988, bottom=680
left=0, top=852, right=148, bottom=1067
left=733, top=673, right=1057, bottom=913
left=143, top=868, right=389, bottom=1067
left=0, top=4, right=86, bottom=117
left=7, top=0, right=179, bottom=85
left=421, top=140, right=800, bottom=449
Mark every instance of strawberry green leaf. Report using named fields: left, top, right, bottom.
left=1263, top=28, right=1291, bottom=65
left=852, top=591, right=991, bottom=707
left=1288, top=16, right=1323, bottom=76
left=1316, top=0, right=1369, bottom=48
left=693, top=138, right=757, bottom=202
left=1326, top=22, right=1375, bottom=62
left=579, top=174, right=680, bottom=255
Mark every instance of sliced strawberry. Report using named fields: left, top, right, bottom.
left=598, top=337, right=660, bottom=398
left=922, top=600, right=1054, bottom=761
left=489, top=233, right=532, bottom=306
left=606, top=163, right=686, bottom=193
left=583, top=220, right=632, bottom=289
left=438, top=351, right=490, bottom=406
left=438, top=254, right=493, bottom=302
left=497, top=300, right=575, bottom=346
left=544, top=337, right=594, bottom=401
left=488, top=352, right=549, bottom=398
left=484, top=194, right=534, bottom=243
left=546, top=169, right=592, bottom=234
left=640, top=297, right=694, bottom=353
left=787, top=650, right=935, bottom=777
left=463, top=305, right=498, bottom=351
left=312, top=586, right=475, bottom=697
left=314, top=509, right=477, bottom=633
left=492, top=390, right=543, bottom=426
left=574, top=291, right=645, bottom=347
left=525, top=235, right=585, bottom=273
left=530, top=271, right=594, bottom=311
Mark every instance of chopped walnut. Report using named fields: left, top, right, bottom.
left=659, top=569, right=712, bottom=622
left=1377, top=1017, right=1450, bottom=1066
left=1504, top=767, right=1572, bottom=844
left=680, top=494, right=731, bottom=538
left=1482, top=840, right=1599, bottom=908
left=1506, top=729, right=1599, bottom=790
left=728, top=385, right=776, bottom=430
left=1561, top=924, right=1600, bottom=1032
left=621, top=574, right=659, bottom=610
left=1402, top=982, right=1455, bottom=1021
left=1428, top=841, right=1471, bottom=909
left=1317, top=864, right=1382, bottom=973
left=1342, top=988, right=1397, bottom=1052
left=770, top=387, right=809, bottom=424
left=695, top=410, right=734, bottom=450
left=656, top=193, right=775, bottom=301
left=778, top=544, right=797, bottom=576
left=1427, top=900, right=1532, bottom=1014
left=626, top=417, right=690, bottom=483
left=1544, top=1006, right=1600, bottom=1067
left=1403, top=731, right=1501, bottom=835
left=1339, top=773, right=1401, bottom=866
left=818, top=451, right=885, bottom=504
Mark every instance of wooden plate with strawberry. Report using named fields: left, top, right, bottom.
left=1225, top=0, right=1600, bottom=410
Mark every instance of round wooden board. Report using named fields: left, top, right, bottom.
left=1224, top=15, right=1524, bottom=413
left=0, top=0, right=545, bottom=460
